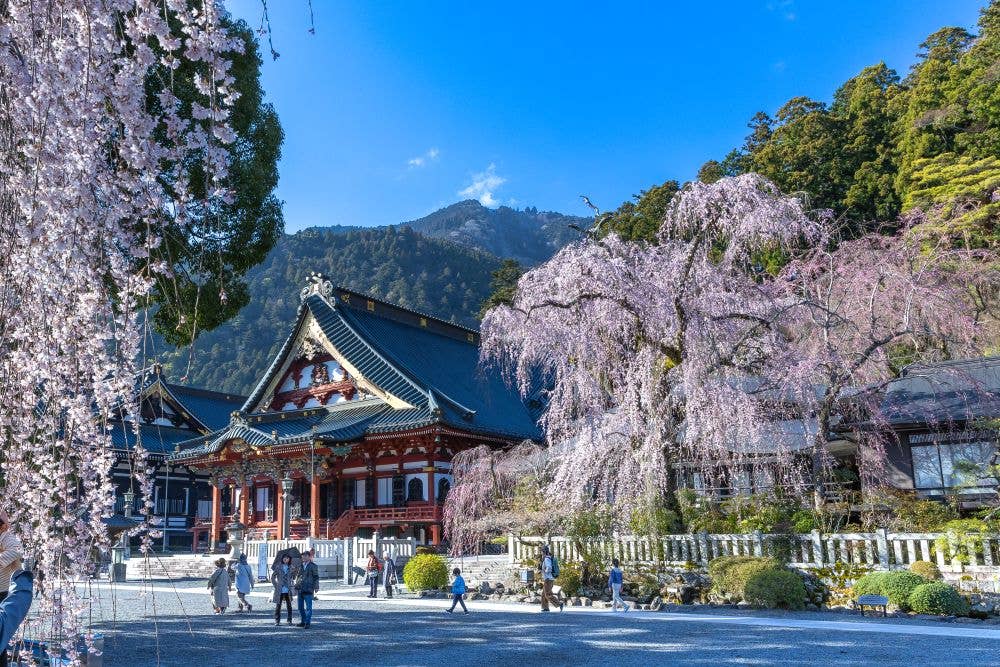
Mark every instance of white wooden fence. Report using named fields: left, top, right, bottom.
left=509, top=530, right=1000, bottom=573
left=245, top=535, right=418, bottom=582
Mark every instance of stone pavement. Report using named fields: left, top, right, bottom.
left=64, top=580, right=1000, bottom=666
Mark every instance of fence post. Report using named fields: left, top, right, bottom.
left=508, top=533, right=515, bottom=565
left=752, top=530, right=764, bottom=558
left=343, top=537, right=352, bottom=583
left=875, top=528, right=890, bottom=569
left=697, top=531, right=710, bottom=567
left=810, top=530, right=824, bottom=567
left=984, top=536, right=995, bottom=567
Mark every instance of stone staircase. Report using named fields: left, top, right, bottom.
left=127, top=554, right=222, bottom=581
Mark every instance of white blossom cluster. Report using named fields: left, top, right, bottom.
left=0, top=1, right=238, bottom=659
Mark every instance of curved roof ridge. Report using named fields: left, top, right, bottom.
left=307, top=294, right=431, bottom=409
left=241, top=302, right=310, bottom=412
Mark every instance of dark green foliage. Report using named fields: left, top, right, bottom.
left=707, top=2, right=1000, bottom=243
left=156, top=226, right=502, bottom=394
left=603, top=181, right=681, bottom=243
left=556, top=561, right=583, bottom=597
left=149, top=17, right=284, bottom=345
left=709, top=556, right=805, bottom=609
left=744, top=569, right=806, bottom=610
left=910, top=560, right=943, bottom=581
left=402, top=553, right=449, bottom=591
left=479, top=259, right=524, bottom=318
left=853, top=571, right=926, bottom=610
left=908, top=582, right=970, bottom=616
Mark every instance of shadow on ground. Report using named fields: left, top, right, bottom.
left=96, top=604, right=1000, bottom=667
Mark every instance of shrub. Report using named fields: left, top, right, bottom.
left=629, top=502, right=681, bottom=537
left=402, top=553, right=449, bottom=591
left=909, top=582, right=970, bottom=616
left=708, top=556, right=760, bottom=594
left=556, top=560, right=583, bottom=597
left=910, top=560, right=942, bottom=581
left=744, top=569, right=806, bottom=610
left=790, top=509, right=817, bottom=534
left=880, top=571, right=926, bottom=611
left=852, top=572, right=889, bottom=597
left=884, top=491, right=958, bottom=532
left=852, top=571, right=924, bottom=611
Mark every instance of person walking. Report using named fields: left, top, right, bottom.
left=608, top=558, right=629, bottom=612
left=0, top=512, right=23, bottom=605
left=382, top=551, right=397, bottom=599
left=539, top=545, right=563, bottom=612
left=444, top=567, right=468, bottom=614
left=234, top=553, right=254, bottom=613
left=295, top=550, right=320, bottom=629
left=271, top=553, right=295, bottom=625
left=207, top=558, right=231, bottom=614
left=365, top=550, right=381, bottom=598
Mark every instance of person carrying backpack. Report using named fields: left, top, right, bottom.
left=539, top=545, right=563, bottom=612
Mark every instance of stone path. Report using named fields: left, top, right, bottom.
left=42, top=581, right=1000, bottom=665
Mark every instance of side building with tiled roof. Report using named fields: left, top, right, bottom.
left=112, top=366, right=246, bottom=550
left=168, top=274, right=543, bottom=549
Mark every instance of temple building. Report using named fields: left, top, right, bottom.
left=168, top=275, right=542, bottom=550
left=111, top=366, right=245, bottom=549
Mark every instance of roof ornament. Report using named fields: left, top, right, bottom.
left=300, top=272, right=334, bottom=302
left=230, top=410, right=247, bottom=427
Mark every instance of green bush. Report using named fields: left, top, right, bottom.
left=880, top=571, right=926, bottom=611
left=708, top=556, right=765, bottom=595
left=909, top=560, right=942, bottom=581
left=852, top=572, right=889, bottom=598
left=744, top=569, right=806, bottom=610
left=908, top=582, right=970, bottom=616
left=852, top=571, right=925, bottom=611
left=790, top=509, right=817, bottom=534
left=628, top=502, right=682, bottom=537
left=556, top=560, right=583, bottom=597
left=402, top=553, right=449, bottom=591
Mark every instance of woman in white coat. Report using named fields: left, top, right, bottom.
left=234, top=553, right=254, bottom=612
left=207, top=558, right=231, bottom=614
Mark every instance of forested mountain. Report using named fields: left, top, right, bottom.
left=156, top=225, right=507, bottom=395
left=405, top=200, right=587, bottom=265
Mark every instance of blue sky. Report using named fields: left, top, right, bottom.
left=227, top=0, right=987, bottom=232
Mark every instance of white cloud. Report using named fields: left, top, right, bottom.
left=459, top=163, right=506, bottom=207
left=407, top=147, right=440, bottom=168
left=765, top=0, right=796, bottom=21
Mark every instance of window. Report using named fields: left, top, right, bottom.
left=911, top=436, right=997, bottom=492
left=377, top=477, right=393, bottom=506
left=437, top=478, right=450, bottom=503
left=355, top=479, right=366, bottom=507
left=407, top=477, right=424, bottom=502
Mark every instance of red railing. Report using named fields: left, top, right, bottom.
left=327, top=504, right=443, bottom=538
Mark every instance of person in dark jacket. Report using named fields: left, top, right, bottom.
left=365, top=551, right=380, bottom=598
left=382, top=551, right=398, bottom=598
left=271, top=554, right=295, bottom=626
left=295, top=550, right=320, bottom=628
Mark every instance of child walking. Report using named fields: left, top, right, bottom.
left=608, top=558, right=629, bottom=612
left=445, top=567, right=469, bottom=614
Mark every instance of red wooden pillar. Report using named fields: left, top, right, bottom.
left=430, top=524, right=441, bottom=545
left=310, top=478, right=320, bottom=538
left=239, top=482, right=251, bottom=526
left=210, top=485, right=222, bottom=549
left=276, top=483, right=285, bottom=540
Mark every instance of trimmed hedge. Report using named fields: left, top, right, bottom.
left=852, top=571, right=925, bottom=611
left=909, top=560, right=942, bottom=581
left=402, top=553, right=449, bottom=591
left=709, top=556, right=806, bottom=609
left=909, top=582, right=969, bottom=616
left=744, top=569, right=806, bottom=610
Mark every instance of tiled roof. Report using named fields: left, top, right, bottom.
left=881, top=356, right=1000, bottom=427
left=166, top=384, right=245, bottom=431
left=111, top=422, right=201, bottom=456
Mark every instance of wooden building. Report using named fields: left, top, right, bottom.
left=168, top=275, right=542, bottom=550
left=111, top=367, right=245, bottom=550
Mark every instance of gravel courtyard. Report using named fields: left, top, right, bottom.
left=67, top=580, right=1000, bottom=666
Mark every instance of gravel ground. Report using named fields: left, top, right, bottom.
left=47, top=580, right=1000, bottom=666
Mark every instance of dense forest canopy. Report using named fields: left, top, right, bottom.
left=606, top=2, right=999, bottom=248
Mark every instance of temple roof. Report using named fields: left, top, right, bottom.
left=165, top=384, right=245, bottom=431
left=111, top=422, right=205, bottom=457
left=169, top=277, right=542, bottom=463
left=880, top=356, right=1000, bottom=428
